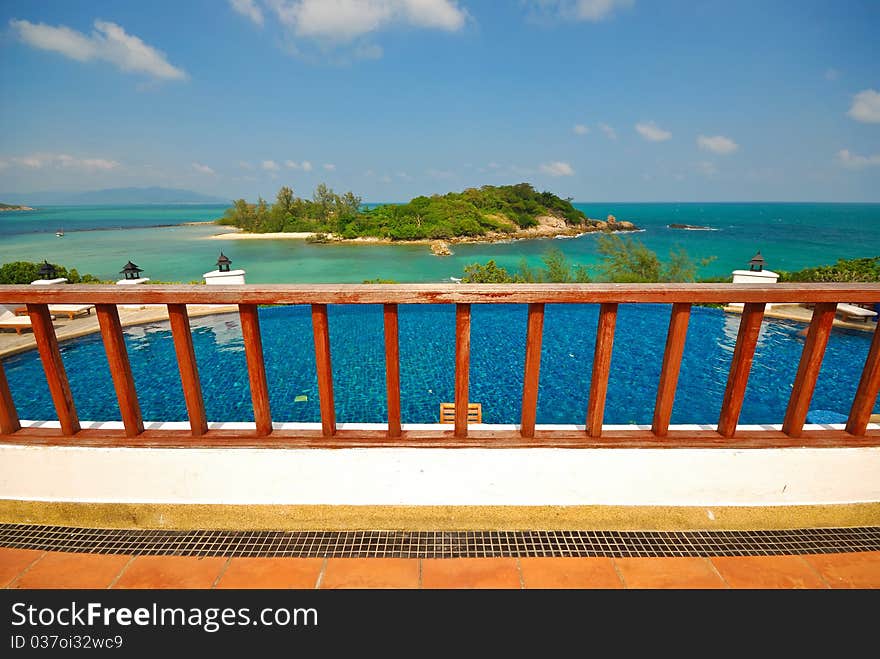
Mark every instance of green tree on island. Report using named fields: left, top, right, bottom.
left=218, top=182, right=604, bottom=241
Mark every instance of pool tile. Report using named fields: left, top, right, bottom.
left=11, top=552, right=131, bottom=589
left=421, top=558, right=521, bottom=589
left=519, top=557, right=623, bottom=589
left=614, top=557, right=726, bottom=589
left=215, top=558, right=324, bottom=589
left=710, top=555, right=828, bottom=589
left=0, top=548, right=45, bottom=587
left=319, top=558, right=419, bottom=589
left=801, top=551, right=880, bottom=589
left=112, top=556, right=227, bottom=589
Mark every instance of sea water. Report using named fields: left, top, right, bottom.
left=2, top=202, right=879, bottom=283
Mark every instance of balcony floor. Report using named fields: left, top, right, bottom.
left=2, top=526, right=878, bottom=589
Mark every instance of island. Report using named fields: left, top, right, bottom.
left=211, top=183, right=639, bottom=249
left=0, top=203, right=34, bottom=211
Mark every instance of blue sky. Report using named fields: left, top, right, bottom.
left=1, top=0, right=878, bottom=202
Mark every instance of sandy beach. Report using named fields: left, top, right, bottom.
left=203, top=216, right=640, bottom=245
left=207, top=229, right=316, bottom=240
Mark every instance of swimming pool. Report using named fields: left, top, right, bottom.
left=2, top=304, right=876, bottom=426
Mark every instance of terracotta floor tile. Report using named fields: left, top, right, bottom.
left=801, top=551, right=880, bottom=589
left=711, top=555, right=828, bottom=589
left=216, top=558, right=324, bottom=589
left=112, top=556, right=227, bottom=589
left=614, top=557, right=726, bottom=589
left=11, top=552, right=131, bottom=589
left=319, top=558, right=419, bottom=589
left=421, top=558, right=521, bottom=589
left=519, top=557, right=622, bottom=589
left=0, top=548, right=44, bottom=588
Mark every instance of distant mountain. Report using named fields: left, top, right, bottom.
left=0, top=187, right=229, bottom=206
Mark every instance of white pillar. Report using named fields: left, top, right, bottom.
left=728, top=269, right=779, bottom=310
left=203, top=269, right=247, bottom=286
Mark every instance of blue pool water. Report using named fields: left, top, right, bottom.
left=2, top=305, right=876, bottom=426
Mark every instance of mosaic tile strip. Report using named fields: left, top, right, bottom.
left=0, top=525, right=878, bottom=558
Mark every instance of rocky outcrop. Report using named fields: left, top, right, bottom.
left=593, top=215, right=638, bottom=231
left=668, top=223, right=713, bottom=230
left=431, top=240, right=453, bottom=256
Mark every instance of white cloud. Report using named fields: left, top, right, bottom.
left=525, top=0, right=633, bottom=22
left=239, top=161, right=255, bottom=170
left=10, top=19, right=187, bottom=81
left=78, top=158, right=119, bottom=170
left=824, top=68, right=839, bottom=81
left=230, top=0, right=264, bottom=26
left=9, top=19, right=95, bottom=60
left=573, top=124, right=589, bottom=135
left=635, top=121, right=671, bottom=142
left=848, top=89, right=880, bottom=124
left=427, top=168, right=454, bottom=179
left=697, top=134, right=738, bottom=155
left=540, top=161, right=574, bottom=176
left=323, top=163, right=336, bottom=171
left=836, top=149, right=880, bottom=169
left=3, top=153, right=120, bottom=171
left=285, top=159, right=314, bottom=171
left=192, top=162, right=216, bottom=175
left=267, top=0, right=467, bottom=43
left=598, top=122, right=617, bottom=140
left=262, top=160, right=280, bottom=171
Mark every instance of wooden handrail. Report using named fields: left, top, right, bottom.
left=847, top=321, right=880, bottom=436
left=239, top=304, right=272, bottom=437
left=96, top=304, right=144, bottom=437
left=717, top=303, right=766, bottom=437
left=454, top=304, right=472, bottom=438
left=168, top=304, right=208, bottom=436
left=311, top=304, right=336, bottom=437
left=26, top=303, right=80, bottom=436
left=0, top=359, right=20, bottom=435
left=1, top=283, right=879, bottom=448
left=2, top=282, right=880, bottom=305
left=586, top=303, right=618, bottom=437
left=783, top=303, right=837, bottom=437
left=520, top=303, right=545, bottom=438
left=383, top=304, right=402, bottom=438
left=652, top=303, right=691, bottom=436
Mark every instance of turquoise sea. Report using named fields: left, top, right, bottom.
left=1, top=202, right=879, bottom=283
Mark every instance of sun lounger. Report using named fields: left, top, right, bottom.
left=46, top=304, right=95, bottom=320
left=836, top=303, right=877, bottom=322
left=0, top=304, right=33, bottom=335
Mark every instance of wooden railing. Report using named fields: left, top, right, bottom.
left=1, top=283, right=880, bottom=449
